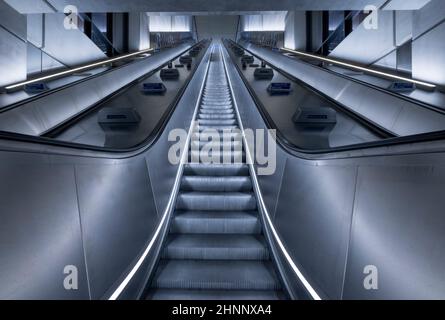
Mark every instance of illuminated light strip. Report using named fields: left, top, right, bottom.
left=108, top=44, right=214, bottom=300
left=281, top=47, right=436, bottom=89
left=220, top=43, right=322, bottom=301
left=5, top=48, right=154, bottom=91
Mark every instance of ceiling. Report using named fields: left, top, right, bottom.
left=4, top=0, right=433, bottom=14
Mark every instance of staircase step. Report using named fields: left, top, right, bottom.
left=192, top=135, right=242, bottom=144
left=176, top=192, right=257, bottom=211
left=201, top=101, right=232, bottom=106
left=151, top=260, right=282, bottom=290
left=181, top=176, right=252, bottom=192
left=196, top=125, right=239, bottom=132
left=198, top=114, right=235, bottom=120
left=201, top=105, right=233, bottom=110
left=190, top=140, right=243, bottom=151
left=188, top=151, right=245, bottom=165
left=171, top=211, right=261, bottom=234
left=198, top=119, right=238, bottom=126
left=147, top=289, right=285, bottom=300
left=163, top=234, right=269, bottom=260
left=200, top=109, right=234, bottom=114
left=184, top=164, right=249, bottom=176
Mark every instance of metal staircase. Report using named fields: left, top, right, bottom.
left=146, top=46, right=285, bottom=300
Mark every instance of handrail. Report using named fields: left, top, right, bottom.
left=4, top=48, right=154, bottom=92
left=281, top=47, right=436, bottom=89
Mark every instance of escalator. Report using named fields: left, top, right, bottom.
left=146, top=47, right=286, bottom=300
left=1, top=40, right=444, bottom=300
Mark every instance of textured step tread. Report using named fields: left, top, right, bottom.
left=198, top=119, right=238, bottom=126
left=199, top=114, right=235, bottom=119
left=171, top=210, right=261, bottom=234
left=184, top=164, right=249, bottom=176
left=147, top=289, right=285, bottom=300
left=151, top=260, right=282, bottom=290
left=176, top=192, right=257, bottom=211
left=181, top=176, right=252, bottom=192
left=200, top=109, right=234, bottom=114
left=163, top=234, right=269, bottom=260
left=191, top=140, right=243, bottom=150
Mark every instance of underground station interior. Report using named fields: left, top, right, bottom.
left=1, top=0, right=445, bottom=304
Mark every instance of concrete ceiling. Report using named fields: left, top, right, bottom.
left=4, top=0, right=433, bottom=14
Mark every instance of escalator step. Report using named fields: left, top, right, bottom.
left=176, top=192, right=257, bottom=211
left=190, top=140, right=243, bottom=151
left=193, top=131, right=242, bottom=140
left=196, top=125, right=239, bottom=132
left=198, top=119, right=238, bottom=126
left=170, top=211, right=261, bottom=234
left=188, top=150, right=245, bottom=163
left=181, top=176, right=252, bottom=192
left=147, top=289, right=285, bottom=300
left=163, top=234, right=269, bottom=260
left=151, top=260, right=282, bottom=290
left=199, top=109, right=234, bottom=114
left=198, top=114, right=235, bottom=120
left=184, top=164, right=249, bottom=176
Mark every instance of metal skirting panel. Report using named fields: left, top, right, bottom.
left=75, top=159, right=158, bottom=299
left=0, top=157, right=89, bottom=299
left=343, top=164, right=445, bottom=299
left=274, top=160, right=356, bottom=299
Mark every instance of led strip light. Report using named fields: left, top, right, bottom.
left=5, top=48, right=154, bottom=92
left=281, top=47, right=436, bottom=89
left=108, top=44, right=214, bottom=300
left=220, top=44, right=322, bottom=301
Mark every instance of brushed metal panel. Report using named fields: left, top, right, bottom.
left=75, top=158, right=158, bottom=299
left=0, top=0, right=27, bottom=40
left=0, top=27, right=27, bottom=88
left=256, top=151, right=287, bottom=219
left=0, top=161, right=89, bottom=299
left=274, top=160, right=357, bottom=299
left=343, top=165, right=445, bottom=299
